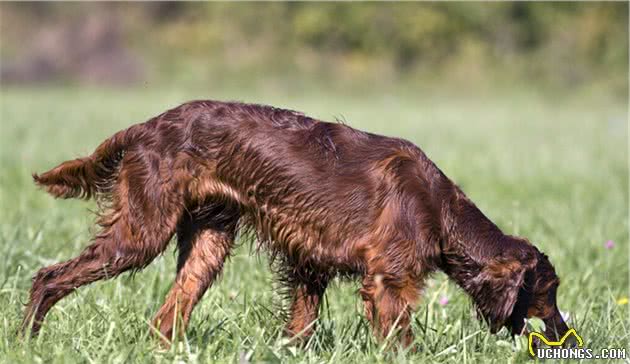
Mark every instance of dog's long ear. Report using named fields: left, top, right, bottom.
left=470, top=254, right=537, bottom=333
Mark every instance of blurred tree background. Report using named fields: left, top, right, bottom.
left=1, top=2, right=627, bottom=98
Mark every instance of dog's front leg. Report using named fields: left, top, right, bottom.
left=284, top=275, right=328, bottom=343
left=360, top=271, right=420, bottom=349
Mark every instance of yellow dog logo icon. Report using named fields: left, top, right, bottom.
left=528, top=328, right=584, bottom=357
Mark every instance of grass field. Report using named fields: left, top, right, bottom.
left=0, top=86, right=627, bottom=363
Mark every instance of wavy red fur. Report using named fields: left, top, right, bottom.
left=23, top=100, right=568, bottom=348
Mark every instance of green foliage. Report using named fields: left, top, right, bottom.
left=149, top=3, right=628, bottom=83
left=0, top=85, right=627, bottom=363
left=1, top=2, right=627, bottom=90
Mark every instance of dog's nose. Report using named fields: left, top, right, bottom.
left=543, top=310, right=570, bottom=341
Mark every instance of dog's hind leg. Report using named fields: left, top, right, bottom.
left=21, top=165, right=185, bottom=337
left=152, top=203, right=239, bottom=345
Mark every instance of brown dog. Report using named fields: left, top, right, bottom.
left=22, top=100, right=568, bottom=347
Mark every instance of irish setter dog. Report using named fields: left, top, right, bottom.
left=22, top=100, right=568, bottom=348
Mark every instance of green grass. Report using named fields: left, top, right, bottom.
left=0, top=86, right=627, bottom=363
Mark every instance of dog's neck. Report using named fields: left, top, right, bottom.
left=437, top=183, right=506, bottom=262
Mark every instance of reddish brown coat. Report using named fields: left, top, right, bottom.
left=23, top=100, right=568, bottom=348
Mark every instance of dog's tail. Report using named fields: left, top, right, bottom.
left=33, top=126, right=140, bottom=200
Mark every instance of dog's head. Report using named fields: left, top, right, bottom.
left=471, top=237, right=569, bottom=340
left=507, top=249, right=570, bottom=341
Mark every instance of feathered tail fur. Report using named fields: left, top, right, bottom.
left=33, top=126, right=137, bottom=200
